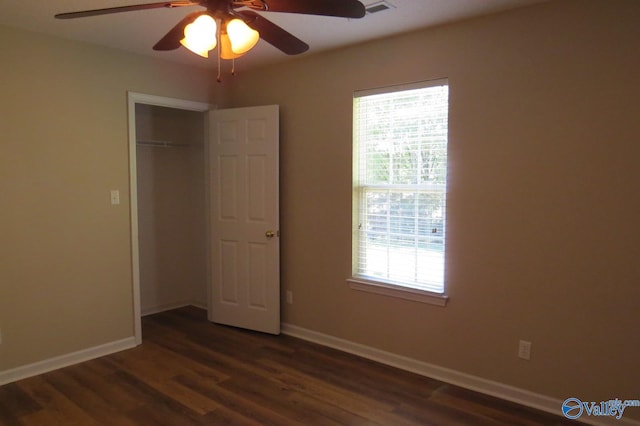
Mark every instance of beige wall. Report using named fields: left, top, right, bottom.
left=227, top=0, right=640, bottom=413
left=0, top=25, right=218, bottom=370
left=1, top=0, right=639, bottom=419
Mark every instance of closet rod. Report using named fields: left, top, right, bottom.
left=136, top=139, right=189, bottom=148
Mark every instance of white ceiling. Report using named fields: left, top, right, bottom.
left=0, top=0, right=546, bottom=70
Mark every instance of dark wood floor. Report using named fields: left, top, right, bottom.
left=0, top=307, right=581, bottom=425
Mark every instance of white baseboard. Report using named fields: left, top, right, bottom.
left=141, top=300, right=207, bottom=316
left=191, top=300, right=208, bottom=311
left=2, top=319, right=636, bottom=425
left=0, top=336, right=137, bottom=386
left=0, top=302, right=208, bottom=387
left=281, top=323, right=640, bottom=426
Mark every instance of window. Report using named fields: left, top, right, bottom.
left=350, top=79, right=449, bottom=304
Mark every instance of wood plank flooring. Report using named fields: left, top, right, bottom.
left=0, top=307, right=582, bottom=425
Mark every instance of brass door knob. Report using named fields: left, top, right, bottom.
left=265, top=230, right=276, bottom=238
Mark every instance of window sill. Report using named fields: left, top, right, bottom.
left=347, top=277, right=448, bottom=307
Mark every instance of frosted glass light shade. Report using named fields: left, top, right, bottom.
left=226, top=19, right=259, bottom=54
left=180, top=15, right=217, bottom=58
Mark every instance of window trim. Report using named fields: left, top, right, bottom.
left=347, top=277, right=449, bottom=306
left=349, top=78, right=449, bottom=305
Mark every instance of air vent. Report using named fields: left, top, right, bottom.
left=365, top=1, right=395, bottom=14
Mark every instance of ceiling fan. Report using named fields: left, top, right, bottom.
left=55, top=0, right=366, bottom=63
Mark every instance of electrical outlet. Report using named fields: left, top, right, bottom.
left=286, top=290, right=293, bottom=304
left=518, top=340, right=532, bottom=360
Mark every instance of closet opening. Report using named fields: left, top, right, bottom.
left=127, top=92, right=211, bottom=344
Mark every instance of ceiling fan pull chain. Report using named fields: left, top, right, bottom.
left=217, top=23, right=222, bottom=83
left=231, top=58, right=236, bottom=76
left=217, top=54, right=221, bottom=82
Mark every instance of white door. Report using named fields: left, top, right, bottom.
left=208, top=105, right=280, bottom=334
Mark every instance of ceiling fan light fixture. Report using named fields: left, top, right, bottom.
left=180, top=14, right=217, bottom=58
left=226, top=18, right=259, bottom=55
left=55, top=0, right=366, bottom=67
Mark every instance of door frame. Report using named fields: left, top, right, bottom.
left=127, top=92, right=212, bottom=344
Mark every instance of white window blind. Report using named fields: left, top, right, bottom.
left=353, top=79, right=449, bottom=293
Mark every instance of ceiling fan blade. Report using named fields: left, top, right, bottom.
left=54, top=1, right=197, bottom=19
left=238, top=11, right=309, bottom=55
left=153, top=11, right=206, bottom=50
left=246, top=0, right=365, bottom=18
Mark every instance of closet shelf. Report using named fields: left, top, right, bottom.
left=136, top=139, right=189, bottom=148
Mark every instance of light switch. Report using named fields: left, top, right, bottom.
left=110, top=190, right=120, bottom=205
